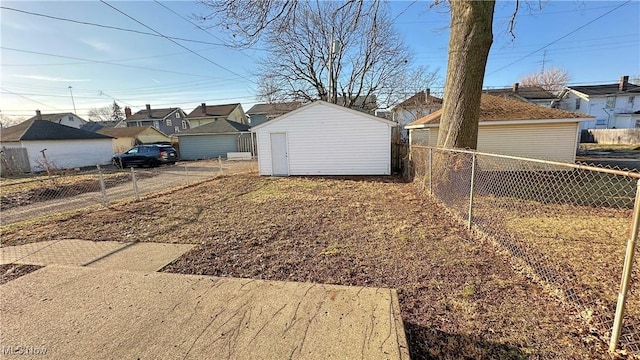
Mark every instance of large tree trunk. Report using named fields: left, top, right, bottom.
left=436, top=1, right=495, bottom=150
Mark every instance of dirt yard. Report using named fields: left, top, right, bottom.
left=0, top=175, right=609, bottom=359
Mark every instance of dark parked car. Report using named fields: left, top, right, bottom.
left=112, top=145, right=178, bottom=168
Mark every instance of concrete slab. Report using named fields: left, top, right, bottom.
left=86, top=242, right=194, bottom=272
left=0, top=265, right=409, bottom=360
left=0, top=240, right=127, bottom=266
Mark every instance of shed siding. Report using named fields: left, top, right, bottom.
left=137, top=130, right=170, bottom=144
left=112, top=137, right=135, bottom=153
left=256, top=103, right=391, bottom=175
left=179, top=134, right=239, bottom=160
left=19, top=139, right=113, bottom=172
left=414, top=122, right=579, bottom=163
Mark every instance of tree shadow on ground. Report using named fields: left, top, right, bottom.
left=404, top=321, right=528, bottom=360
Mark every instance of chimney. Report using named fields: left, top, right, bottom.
left=35, top=110, right=42, bottom=120
left=124, top=107, right=132, bottom=119
left=201, top=103, right=207, bottom=116
left=146, top=104, right=152, bottom=118
left=512, top=83, right=519, bottom=92
left=620, top=76, right=629, bottom=92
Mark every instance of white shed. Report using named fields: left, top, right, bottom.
left=252, top=101, right=395, bottom=176
left=1, top=120, right=113, bottom=172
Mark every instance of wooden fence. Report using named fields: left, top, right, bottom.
left=581, top=129, right=640, bottom=145
left=237, top=133, right=257, bottom=156
left=0, top=147, right=31, bottom=176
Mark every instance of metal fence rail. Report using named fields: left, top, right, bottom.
left=1, top=159, right=257, bottom=225
left=408, top=145, right=640, bottom=354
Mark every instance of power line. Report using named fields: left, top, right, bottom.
left=0, top=6, right=230, bottom=47
left=100, top=0, right=255, bottom=84
left=488, top=0, right=633, bottom=75
left=1, top=47, right=245, bottom=80
left=0, top=87, right=61, bottom=110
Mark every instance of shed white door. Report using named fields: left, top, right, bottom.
left=270, top=133, right=288, bottom=176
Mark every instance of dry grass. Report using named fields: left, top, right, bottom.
left=0, top=175, right=610, bottom=359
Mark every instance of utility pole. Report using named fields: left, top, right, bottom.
left=68, top=86, right=77, bottom=114
left=327, top=35, right=341, bottom=104
left=540, top=50, right=547, bottom=73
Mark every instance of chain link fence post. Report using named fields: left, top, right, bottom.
left=184, top=165, right=189, bottom=185
left=467, top=152, right=477, bottom=229
left=96, top=164, right=108, bottom=206
left=131, top=167, right=140, bottom=201
left=428, top=147, right=433, bottom=195
left=218, top=156, right=224, bottom=176
left=610, top=179, right=640, bottom=352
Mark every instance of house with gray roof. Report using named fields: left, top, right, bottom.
left=558, top=75, right=640, bottom=129
left=186, top=103, right=248, bottom=128
left=484, top=83, right=558, bottom=108
left=246, top=102, right=303, bottom=126
left=26, top=110, right=88, bottom=129
left=124, top=104, right=189, bottom=135
left=1, top=120, right=113, bottom=172
left=174, top=119, right=252, bottom=160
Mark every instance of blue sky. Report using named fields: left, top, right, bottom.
left=1, top=0, right=638, bottom=120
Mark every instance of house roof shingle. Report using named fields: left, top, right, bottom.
left=246, top=102, right=303, bottom=115
left=396, top=92, right=443, bottom=109
left=1, top=120, right=112, bottom=142
left=25, top=112, right=87, bottom=122
left=187, top=103, right=240, bottom=118
left=484, top=85, right=557, bottom=100
left=407, top=94, right=590, bottom=127
left=81, top=120, right=121, bottom=132
left=176, top=119, right=251, bottom=135
left=126, top=108, right=179, bottom=121
left=567, top=83, right=640, bottom=96
left=96, top=126, right=163, bottom=138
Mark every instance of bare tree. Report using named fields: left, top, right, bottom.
left=200, top=0, right=416, bottom=111
left=88, top=101, right=125, bottom=122
left=520, top=67, right=570, bottom=95
left=436, top=1, right=495, bottom=150
left=0, top=114, right=26, bottom=128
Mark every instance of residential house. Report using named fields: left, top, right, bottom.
left=252, top=101, right=395, bottom=176
left=175, top=119, right=252, bottom=160
left=558, top=76, right=640, bottom=129
left=26, top=110, right=88, bottom=129
left=124, top=105, right=189, bottom=135
left=405, top=94, right=592, bottom=163
left=484, top=83, right=558, bottom=108
left=96, top=126, right=171, bottom=153
left=392, top=89, right=443, bottom=141
left=246, top=102, right=302, bottom=126
left=186, top=103, right=248, bottom=128
left=1, top=119, right=113, bottom=172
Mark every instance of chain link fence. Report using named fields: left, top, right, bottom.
left=1, top=159, right=257, bottom=225
left=407, top=145, right=640, bottom=355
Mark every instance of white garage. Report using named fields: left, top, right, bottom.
left=252, top=101, right=395, bottom=176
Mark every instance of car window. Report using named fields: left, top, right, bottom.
left=126, top=148, right=138, bottom=154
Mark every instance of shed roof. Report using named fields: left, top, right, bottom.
left=187, top=103, right=240, bottom=118
left=1, top=120, right=112, bottom=142
left=246, top=102, right=303, bottom=115
left=407, top=94, right=591, bottom=128
left=81, top=120, right=121, bottom=132
left=176, top=119, right=251, bottom=135
left=97, top=126, right=167, bottom=138
left=251, top=100, right=396, bottom=131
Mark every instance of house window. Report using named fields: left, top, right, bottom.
left=575, top=98, right=581, bottom=110
left=606, top=96, right=616, bottom=109
left=68, top=116, right=74, bottom=121
left=182, top=120, right=187, bottom=129
left=629, top=96, right=635, bottom=107
left=153, top=120, right=160, bottom=129
left=166, top=119, right=172, bottom=126
left=174, top=126, right=180, bottom=133
left=175, top=112, right=181, bottom=118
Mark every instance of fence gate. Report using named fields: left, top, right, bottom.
left=1, top=147, right=31, bottom=176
